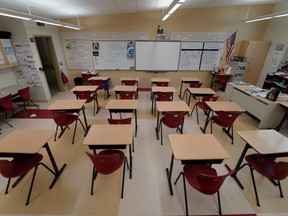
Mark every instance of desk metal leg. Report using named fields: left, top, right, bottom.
left=94, top=92, right=101, bottom=115
left=155, top=111, right=160, bottom=140
left=200, top=110, right=211, bottom=133
left=134, top=109, right=138, bottom=137
left=44, top=143, right=66, bottom=189
left=129, top=144, right=133, bottom=179
left=166, top=153, right=174, bottom=195
left=179, top=81, right=184, bottom=99
left=82, top=107, right=90, bottom=135
left=225, top=143, right=250, bottom=189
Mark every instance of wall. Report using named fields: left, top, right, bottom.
left=257, top=1, right=288, bottom=87
left=61, top=4, right=274, bottom=88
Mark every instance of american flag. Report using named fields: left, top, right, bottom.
left=225, top=31, right=237, bottom=62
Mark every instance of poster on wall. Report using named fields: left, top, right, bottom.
left=13, top=42, right=42, bottom=86
left=0, top=49, right=5, bottom=65
left=0, top=39, right=17, bottom=64
left=272, top=43, right=285, bottom=71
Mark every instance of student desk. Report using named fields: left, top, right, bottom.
left=201, top=101, right=245, bottom=133
left=48, top=99, right=89, bottom=133
left=112, top=85, right=137, bottom=99
left=105, top=99, right=138, bottom=137
left=155, top=101, right=190, bottom=139
left=70, top=85, right=100, bottom=114
left=179, top=77, right=201, bottom=99
left=166, top=134, right=230, bottom=195
left=88, top=76, right=110, bottom=99
left=151, top=86, right=176, bottom=115
left=275, top=101, right=288, bottom=131
left=186, top=87, right=215, bottom=106
left=83, top=124, right=133, bottom=179
left=226, top=129, right=288, bottom=189
left=120, top=77, right=139, bottom=98
left=0, top=130, right=66, bottom=189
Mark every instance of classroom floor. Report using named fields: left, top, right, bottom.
left=0, top=88, right=287, bottom=216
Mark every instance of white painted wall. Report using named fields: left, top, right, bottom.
left=0, top=16, right=68, bottom=101
left=257, top=1, right=288, bottom=87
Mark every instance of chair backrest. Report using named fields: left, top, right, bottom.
left=0, top=153, right=43, bottom=178
left=215, top=75, right=231, bottom=84
left=122, top=80, right=137, bottom=86
left=189, top=82, right=202, bottom=88
left=196, top=169, right=235, bottom=195
left=18, top=86, right=30, bottom=100
left=90, top=79, right=104, bottom=90
left=202, top=95, right=219, bottom=103
left=0, top=94, right=13, bottom=111
left=86, top=151, right=121, bottom=175
left=156, top=91, right=173, bottom=101
left=51, top=110, right=78, bottom=126
left=162, top=111, right=186, bottom=128
left=155, top=81, right=169, bottom=87
left=216, top=111, right=241, bottom=128
left=119, top=91, right=135, bottom=99
left=82, top=74, right=93, bottom=84
left=74, top=90, right=93, bottom=103
left=108, top=117, right=132, bottom=124
left=273, top=161, right=288, bottom=180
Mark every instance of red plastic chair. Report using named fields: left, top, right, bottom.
left=119, top=91, right=135, bottom=99
left=239, top=154, right=288, bottom=207
left=12, top=86, right=39, bottom=109
left=158, top=111, right=186, bottom=145
left=50, top=110, right=86, bottom=144
left=155, top=81, right=169, bottom=87
left=191, top=95, right=219, bottom=124
left=82, top=73, right=93, bottom=85
left=74, top=90, right=98, bottom=116
left=155, top=91, right=173, bottom=102
left=0, top=94, right=13, bottom=128
left=184, top=82, right=202, bottom=103
left=108, top=117, right=132, bottom=125
left=91, top=79, right=108, bottom=99
left=86, top=150, right=128, bottom=198
left=174, top=164, right=235, bottom=215
left=122, top=80, right=137, bottom=86
left=209, top=111, right=242, bottom=144
left=0, top=153, right=54, bottom=205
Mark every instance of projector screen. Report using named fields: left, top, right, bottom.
left=135, top=41, right=181, bottom=71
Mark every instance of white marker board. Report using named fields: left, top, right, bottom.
left=135, top=41, right=181, bottom=71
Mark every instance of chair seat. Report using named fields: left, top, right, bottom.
left=97, top=150, right=125, bottom=174
left=184, top=164, right=217, bottom=193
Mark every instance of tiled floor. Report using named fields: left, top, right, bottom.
left=0, top=89, right=287, bottom=215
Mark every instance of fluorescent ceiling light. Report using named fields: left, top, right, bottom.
left=161, top=0, right=186, bottom=21
left=244, top=10, right=288, bottom=23
left=0, top=7, right=81, bottom=30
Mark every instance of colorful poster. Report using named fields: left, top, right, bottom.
left=0, top=39, right=17, bottom=63
left=127, top=42, right=134, bottom=60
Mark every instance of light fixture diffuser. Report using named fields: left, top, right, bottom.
left=244, top=10, right=288, bottom=23
left=161, top=0, right=186, bottom=21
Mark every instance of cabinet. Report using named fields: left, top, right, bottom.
left=235, top=40, right=271, bottom=85
left=0, top=39, right=18, bottom=69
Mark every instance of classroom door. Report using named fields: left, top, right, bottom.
left=35, top=36, right=63, bottom=96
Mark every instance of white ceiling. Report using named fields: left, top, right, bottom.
left=0, top=0, right=284, bottom=20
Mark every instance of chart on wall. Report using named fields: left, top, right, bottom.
left=92, top=41, right=134, bottom=70
left=63, top=40, right=93, bottom=69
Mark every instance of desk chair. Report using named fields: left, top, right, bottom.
left=153, top=91, right=174, bottom=115
left=82, top=73, right=93, bottom=85
left=174, top=164, right=235, bottom=215
left=119, top=91, right=135, bottom=100
left=183, top=82, right=202, bottom=104
left=0, top=153, right=54, bottom=205
left=74, top=90, right=99, bottom=116
left=0, top=93, right=13, bottom=128
left=191, top=95, right=219, bottom=124
left=86, top=150, right=128, bottom=198
left=213, top=75, right=231, bottom=91
left=12, top=86, right=39, bottom=110
left=73, top=77, right=83, bottom=86
left=91, top=79, right=107, bottom=99
left=51, top=110, right=86, bottom=144
left=158, top=111, right=186, bottom=146
left=155, top=81, right=169, bottom=87
left=239, top=154, right=288, bottom=207
left=122, top=80, right=137, bottom=86
left=209, top=111, right=241, bottom=144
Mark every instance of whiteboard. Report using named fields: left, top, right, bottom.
left=179, top=50, right=202, bottom=70
left=135, top=41, right=181, bottom=71
left=200, top=50, right=220, bottom=70
left=92, top=41, right=134, bottom=70
left=63, top=40, right=93, bottom=69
